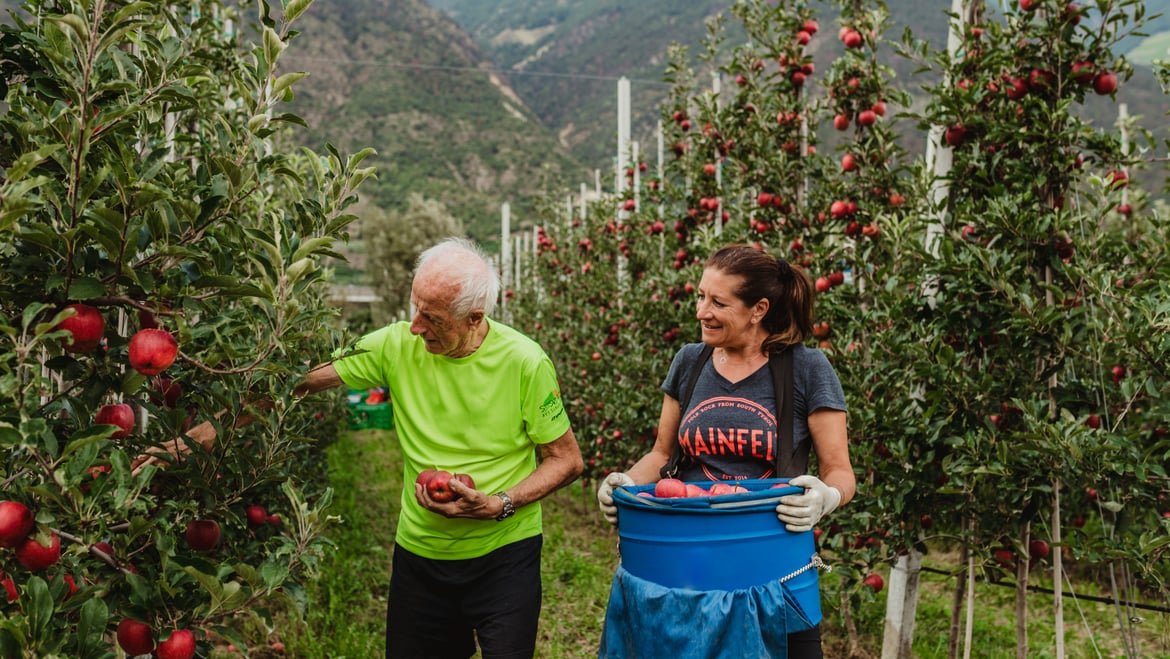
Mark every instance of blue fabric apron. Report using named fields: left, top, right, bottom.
left=598, top=565, right=816, bottom=659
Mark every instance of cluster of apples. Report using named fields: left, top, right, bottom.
left=117, top=618, right=196, bottom=659
left=416, top=469, right=475, bottom=503
left=0, top=500, right=60, bottom=585
left=56, top=303, right=181, bottom=440
left=646, top=478, right=754, bottom=499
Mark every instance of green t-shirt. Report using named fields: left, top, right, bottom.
left=332, top=319, right=570, bottom=560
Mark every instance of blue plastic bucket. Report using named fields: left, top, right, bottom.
left=612, top=478, right=821, bottom=624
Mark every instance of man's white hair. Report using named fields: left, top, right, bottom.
left=415, top=237, right=500, bottom=319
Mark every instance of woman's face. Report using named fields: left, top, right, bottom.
left=695, top=268, right=766, bottom=349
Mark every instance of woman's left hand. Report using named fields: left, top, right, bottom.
left=776, top=475, right=841, bottom=532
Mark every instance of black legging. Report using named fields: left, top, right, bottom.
left=788, top=625, right=824, bottom=659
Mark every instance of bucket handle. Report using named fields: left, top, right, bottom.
left=779, top=554, right=832, bottom=584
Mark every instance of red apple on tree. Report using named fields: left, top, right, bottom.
left=246, top=505, right=268, bottom=526
left=156, top=629, right=196, bottom=659
left=95, top=403, right=135, bottom=439
left=128, top=328, right=179, bottom=376
left=863, top=573, right=884, bottom=592
left=1, top=573, right=17, bottom=603
left=0, top=500, right=34, bottom=548
left=1028, top=539, right=1050, bottom=561
left=15, top=532, right=61, bottom=571
left=117, top=618, right=155, bottom=656
left=150, top=377, right=183, bottom=408
left=944, top=124, right=968, bottom=147
left=856, top=109, right=877, bottom=126
left=184, top=519, right=221, bottom=551
left=55, top=303, right=104, bottom=353
left=1092, top=71, right=1117, bottom=96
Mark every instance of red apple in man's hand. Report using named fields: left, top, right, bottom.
left=15, top=532, right=61, bottom=571
left=96, top=403, right=135, bottom=439
left=56, top=303, right=105, bottom=353
left=128, top=328, right=179, bottom=376
left=450, top=473, right=476, bottom=497
left=156, top=629, right=196, bottom=659
left=0, top=501, right=34, bottom=548
left=654, top=478, right=687, bottom=498
left=425, top=470, right=457, bottom=503
left=415, top=469, right=437, bottom=488
left=117, top=618, right=155, bottom=656
left=184, top=519, right=220, bottom=551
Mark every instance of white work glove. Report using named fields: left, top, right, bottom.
left=776, top=475, right=841, bottom=533
left=597, top=472, right=635, bottom=525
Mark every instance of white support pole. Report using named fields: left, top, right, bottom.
left=657, top=120, right=665, bottom=219
left=617, top=77, right=631, bottom=220
left=500, top=202, right=511, bottom=308
left=882, top=552, right=923, bottom=659
left=632, top=141, right=641, bottom=205
left=594, top=169, right=601, bottom=198
left=580, top=182, right=588, bottom=223
left=884, top=4, right=974, bottom=659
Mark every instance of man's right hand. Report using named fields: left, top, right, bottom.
left=596, top=472, right=635, bottom=525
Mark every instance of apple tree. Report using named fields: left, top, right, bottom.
left=882, top=0, right=1170, bottom=644
left=0, top=0, right=372, bottom=655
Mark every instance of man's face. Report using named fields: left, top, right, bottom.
left=408, top=271, right=482, bottom=357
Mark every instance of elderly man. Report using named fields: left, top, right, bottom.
left=140, top=237, right=583, bottom=658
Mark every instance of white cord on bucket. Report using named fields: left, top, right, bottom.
left=779, top=554, right=831, bottom=584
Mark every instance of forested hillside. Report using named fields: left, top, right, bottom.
left=432, top=0, right=1169, bottom=178
left=3, top=0, right=1165, bottom=248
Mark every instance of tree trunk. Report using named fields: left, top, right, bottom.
left=1016, top=522, right=1030, bottom=658
left=842, top=593, right=862, bottom=658
left=947, top=517, right=970, bottom=659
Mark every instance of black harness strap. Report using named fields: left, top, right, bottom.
left=660, top=345, right=806, bottom=479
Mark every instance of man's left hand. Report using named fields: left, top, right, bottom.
left=415, top=477, right=500, bottom=520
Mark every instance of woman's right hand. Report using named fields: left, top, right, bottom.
left=596, top=472, right=635, bottom=525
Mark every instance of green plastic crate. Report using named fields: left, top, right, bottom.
left=349, top=402, right=393, bottom=430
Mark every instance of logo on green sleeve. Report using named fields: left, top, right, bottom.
left=539, top=389, right=565, bottom=421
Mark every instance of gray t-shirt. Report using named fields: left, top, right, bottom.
left=662, top=342, right=847, bottom=481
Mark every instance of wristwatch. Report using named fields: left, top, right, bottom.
left=494, top=491, right=515, bottom=521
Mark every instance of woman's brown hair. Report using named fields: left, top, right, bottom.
left=705, top=244, right=814, bottom=353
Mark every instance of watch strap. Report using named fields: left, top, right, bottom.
left=493, top=491, right=515, bottom=521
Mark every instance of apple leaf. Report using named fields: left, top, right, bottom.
left=59, top=427, right=112, bottom=461
left=25, top=577, right=52, bottom=646
left=75, top=597, right=110, bottom=655
left=65, top=277, right=106, bottom=301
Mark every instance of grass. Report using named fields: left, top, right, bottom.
left=268, top=428, right=1169, bottom=658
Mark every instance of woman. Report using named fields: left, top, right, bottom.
left=596, top=244, right=856, bottom=658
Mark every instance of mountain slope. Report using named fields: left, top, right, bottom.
left=430, top=0, right=1169, bottom=173
left=279, top=0, right=591, bottom=246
